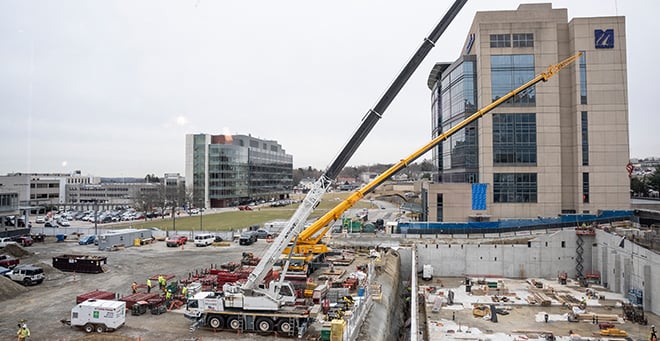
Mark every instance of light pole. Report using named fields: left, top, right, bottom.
left=172, top=201, right=176, bottom=235
left=199, top=208, right=203, bottom=234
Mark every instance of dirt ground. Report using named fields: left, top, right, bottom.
left=0, top=235, right=286, bottom=341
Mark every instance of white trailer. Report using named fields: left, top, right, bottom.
left=70, top=299, right=126, bottom=333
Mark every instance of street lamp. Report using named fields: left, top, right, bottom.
left=171, top=201, right=176, bottom=235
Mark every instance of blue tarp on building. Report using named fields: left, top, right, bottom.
left=397, top=210, right=634, bottom=234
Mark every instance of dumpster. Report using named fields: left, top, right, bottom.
left=53, top=254, right=108, bottom=274
left=56, top=234, right=66, bottom=242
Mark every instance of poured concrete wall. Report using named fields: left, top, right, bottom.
left=416, top=230, right=583, bottom=279
left=592, top=230, right=659, bottom=315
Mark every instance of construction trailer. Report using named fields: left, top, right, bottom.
left=96, top=229, right=152, bottom=251
left=68, top=299, right=126, bottom=333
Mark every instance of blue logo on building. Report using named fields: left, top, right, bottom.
left=594, top=29, right=614, bottom=49
left=465, top=33, right=475, bottom=54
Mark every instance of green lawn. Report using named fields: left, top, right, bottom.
left=117, top=192, right=371, bottom=232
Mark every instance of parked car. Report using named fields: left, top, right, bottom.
left=255, top=229, right=274, bottom=239
left=44, top=221, right=58, bottom=228
left=35, top=217, right=45, bottom=224
left=147, top=227, right=167, bottom=241
left=0, top=254, right=19, bottom=269
left=0, top=265, right=10, bottom=276
left=78, top=235, right=96, bottom=245
left=13, top=236, right=33, bottom=247
left=239, top=231, right=258, bottom=245
left=57, top=219, right=71, bottom=227
left=0, top=237, right=18, bottom=248
left=5, top=265, right=45, bottom=285
left=166, top=235, right=188, bottom=247
left=193, top=233, right=214, bottom=247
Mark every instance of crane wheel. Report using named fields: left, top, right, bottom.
left=255, top=317, right=274, bottom=332
left=208, top=316, right=224, bottom=329
left=227, top=316, right=241, bottom=330
left=277, top=320, right=293, bottom=333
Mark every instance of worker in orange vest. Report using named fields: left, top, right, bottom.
left=131, top=281, right=138, bottom=294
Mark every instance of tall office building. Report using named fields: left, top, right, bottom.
left=424, top=3, right=630, bottom=222
left=185, top=134, right=293, bottom=209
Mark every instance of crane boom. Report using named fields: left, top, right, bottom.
left=293, top=52, right=583, bottom=251
left=242, top=0, right=467, bottom=291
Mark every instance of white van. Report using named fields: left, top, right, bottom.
left=193, top=233, right=215, bottom=247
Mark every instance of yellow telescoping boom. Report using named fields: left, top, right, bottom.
left=291, top=52, right=583, bottom=254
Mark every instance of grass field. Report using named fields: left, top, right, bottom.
left=115, top=192, right=372, bottom=233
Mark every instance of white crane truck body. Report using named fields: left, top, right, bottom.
left=185, top=291, right=311, bottom=336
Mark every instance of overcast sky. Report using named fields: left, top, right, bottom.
left=1, top=1, right=657, bottom=178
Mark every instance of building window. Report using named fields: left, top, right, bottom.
left=581, top=111, right=589, bottom=166
left=493, top=113, right=537, bottom=165
left=436, top=193, right=443, bottom=222
left=491, top=54, right=535, bottom=105
left=493, top=173, right=537, bottom=203
left=512, top=33, right=534, bottom=47
left=490, top=34, right=511, bottom=48
left=582, top=172, right=590, bottom=203
left=579, top=51, right=587, bottom=104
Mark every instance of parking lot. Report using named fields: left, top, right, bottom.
left=0, top=232, right=277, bottom=341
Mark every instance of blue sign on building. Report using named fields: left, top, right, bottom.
left=472, top=183, right=487, bottom=210
left=594, top=29, right=614, bottom=49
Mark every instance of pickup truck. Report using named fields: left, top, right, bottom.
left=0, top=254, right=19, bottom=269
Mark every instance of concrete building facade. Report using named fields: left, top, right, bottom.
left=185, top=133, right=293, bottom=209
left=425, top=3, right=630, bottom=222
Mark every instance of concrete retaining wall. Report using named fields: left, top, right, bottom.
left=415, top=230, right=583, bottom=279
left=592, top=230, right=659, bottom=315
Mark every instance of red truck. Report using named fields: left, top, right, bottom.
left=0, top=254, right=20, bottom=269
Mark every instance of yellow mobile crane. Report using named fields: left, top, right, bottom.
left=288, top=51, right=583, bottom=255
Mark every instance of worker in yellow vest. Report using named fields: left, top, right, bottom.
left=17, top=323, right=30, bottom=341
left=146, top=278, right=152, bottom=293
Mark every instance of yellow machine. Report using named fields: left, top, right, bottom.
left=288, top=52, right=583, bottom=256
left=600, top=328, right=628, bottom=337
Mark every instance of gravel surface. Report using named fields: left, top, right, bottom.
left=0, top=235, right=281, bottom=341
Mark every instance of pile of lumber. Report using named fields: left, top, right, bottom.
left=527, top=290, right=552, bottom=306
left=574, top=312, right=620, bottom=322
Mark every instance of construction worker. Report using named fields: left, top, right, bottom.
left=158, top=274, right=165, bottom=289
left=650, top=325, right=657, bottom=341
left=17, top=323, right=30, bottom=341
left=146, top=278, right=152, bottom=293
left=181, top=285, right=188, bottom=298
left=165, top=290, right=172, bottom=303
left=131, top=281, right=138, bottom=294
